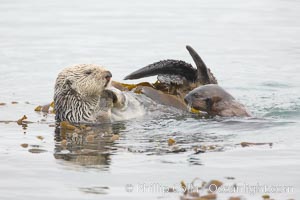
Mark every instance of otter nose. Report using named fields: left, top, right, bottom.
left=184, top=95, right=190, bottom=105
left=184, top=98, right=188, bottom=104
left=105, top=71, right=112, bottom=81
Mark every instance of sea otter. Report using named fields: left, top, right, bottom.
left=184, top=84, right=251, bottom=117
left=54, top=64, right=118, bottom=123
left=117, top=45, right=217, bottom=112
left=53, top=46, right=250, bottom=122
left=122, top=45, right=251, bottom=117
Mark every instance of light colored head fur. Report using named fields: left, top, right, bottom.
left=54, top=64, right=113, bottom=123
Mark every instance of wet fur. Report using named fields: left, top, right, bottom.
left=54, top=64, right=113, bottom=123
left=185, top=84, right=251, bottom=117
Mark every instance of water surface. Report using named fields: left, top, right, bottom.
left=0, top=0, right=300, bottom=199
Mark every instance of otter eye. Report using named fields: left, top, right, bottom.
left=204, top=98, right=211, bottom=102
left=193, top=93, right=201, bottom=98
left=85, top=70, right=92, bottom=75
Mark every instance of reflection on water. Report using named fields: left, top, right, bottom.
left=79, top=186, right=109, bottom=195
left=54, top=122, right=125, bottom=168
left=51, top=109, right=289, bottom=169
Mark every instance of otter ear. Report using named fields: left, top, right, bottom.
left=65, top=78, right=72, bottom=86
left=211, top=96, right=222, bottom=103
left=63, top=78, right=77, bottom=93
left=63, top=78, right=73, bottom=89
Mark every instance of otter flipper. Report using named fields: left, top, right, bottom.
left=124, top=46, right=217, bottom=85
left=186, top=45, right=217, bottom=84
left=124, top=60, right=197, bottom=82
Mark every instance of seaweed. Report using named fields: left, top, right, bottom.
left=17, top=115, right=27, bottom=125
left=240, top=142, right=272, bottom=148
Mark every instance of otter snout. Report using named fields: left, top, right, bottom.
left=105, top=71, right=112, bottom=80
left=184, top=95, right=192, bottom=105
left=104, top=71, right=112, bottom=87
left=185, top=90, right=208, bottom=112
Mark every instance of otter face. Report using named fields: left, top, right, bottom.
left=54, top=64, right=115, bottom=123
left=184, top=84, right=226, bottom=113
left=184, top=89, right=211, bottom=112
left=56, top=64, right=112, bottom=98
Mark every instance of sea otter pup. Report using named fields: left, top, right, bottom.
left=184, top=84, right=251, bottom=117
left=122, top=45, right=251, bottom=117
left=119, top=45, right=217, bottom=112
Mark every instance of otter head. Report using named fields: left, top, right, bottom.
left=55, top=64, right=112, bottom=98
left=54, top=64, right=113, bottom=123
left=184, top=84, right=233, bottom=115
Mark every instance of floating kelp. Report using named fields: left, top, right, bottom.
left=112, top=81, right=154, bottom=92
left=193, top=147, right=206, bottom=154
left=228, top=197, right=241, bottom=200
left=34, top=106, right=42, bottom=112
left=34, top=101, right=55, bottom=113
left=180, top=181, right=187, bottom=195
left=36, top=136, right=44, bottom=140
left=205, top=180, right=223, bottom=191
left=20, top=143, right=29, bottom=148
left=262, top=194, right=272, bottom=200
left=28, top=148, right=47, bottom=154
left=60, top=121, right=76, bottom=131
left=240, top=142, right=272, bottom=148
left=168, top=138, right=176, bottom=146
left=193, top=145, right=222, bottom=154
left=110, top=134, right=119, bottom=142
left=17, top=115, right=27, bottom=125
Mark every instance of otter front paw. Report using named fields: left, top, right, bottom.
left=102, top=89, right=118, bottom=104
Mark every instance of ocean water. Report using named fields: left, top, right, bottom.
left=0, top=0, right=299, bottom=199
